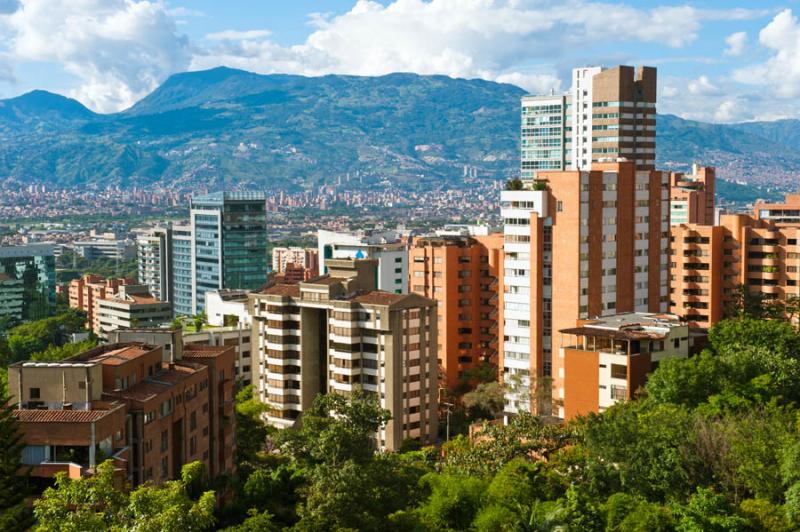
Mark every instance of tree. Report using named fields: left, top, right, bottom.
left=31, top=339, right=98, bottom=362
left=505, top=178, right=524, bottom=191
left=671, top=487, right=750, bottom=532
left=234, top=385, right=269, bottom=467
left=0, top=381, right=32, bottom=532
left=415, top=472, right=487, bottom=531
left=462, top=381, right=505, bottom=420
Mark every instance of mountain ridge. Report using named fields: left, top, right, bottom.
left=0, top=68, right=795, bottom=198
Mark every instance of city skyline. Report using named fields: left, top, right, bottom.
left=0, top=1, right=797, bottom=122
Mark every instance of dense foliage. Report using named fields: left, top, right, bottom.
left=0, top=380, right=32, bottom=531
left=0, top=309, right=89, bottom=367
left=17, top=316, right=800, bottom=531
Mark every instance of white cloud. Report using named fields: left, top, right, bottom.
left=714, top=99, right=740, bottom=122
left=1, top=0, right=191, bottom=112
left=687, top=75, right=717, bottom=95
left=206, top=30, right=271, bottom=41
left=734, top=9, right=800, bottom=98
left=494, top=72, right=561, bottom=94
left=724, top=31, right=747, bottom=56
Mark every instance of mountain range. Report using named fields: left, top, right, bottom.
left=0, top=67, right=795, bottom=201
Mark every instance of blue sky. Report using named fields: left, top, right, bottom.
left=1, top=1, right=799, bottom=122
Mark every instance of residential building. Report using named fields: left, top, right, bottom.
left=521, top=65, right=657, bottom=178
left=7, top=341, right=236, bottom=486
left=272, top=247, right=319, bottom=276
left=670, top=164, right=716, bottom=226
left=557, top=312, right=692, bottom=419
left=190, top=192, right=268, bottom=315
left=95, top=285, right=172, bottom=338
left=408, top=233, right=503, bottom=389
left=137, top=226, right=173, bottom=302
left=0, top=272, right=24, bottom=321
left=171, top=223, right=194, bottom=317
left=0, top=244, right=56, bottom=321
left=318, top=229, right=408, bottom=293
left=755, top=193, right=800, bottom=225
left=670, top=212, right=800, bottom=328
left=499, top=161, right=669, bottom=418
left=205, top=289, right=251, bottom=327
left=282, top=263, right=314, bottom=283
left=249, top=258, right=438, bottom=450
left=68, top=274, right=135, bottom=331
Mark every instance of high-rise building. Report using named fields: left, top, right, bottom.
left=190, top=192, right=268, bottom=315
left=137, top=226, right=173, bottom=302
left=8, top=341, right=236, bottom=486
left=0, top=273, right=24, bottom=321
left=171, top=223, right=194, bottom=317
left=670, top=165, right=716, bottom=226
left=557, top=313, right=692, bottom=419
left=499, top=161, right=669, bottom=418
left=0, top=244, right=56, bottom=321
left=249, top=258, right=438, bottom=451
left=272, top=247, right=319, bottom=276
left=318, top=229, right=408, bottom=294
left=408, top=234, right=503, bottom=389
left=670, top=211, right=800, bottom=328
left=521, top=65, right=657, bottom=179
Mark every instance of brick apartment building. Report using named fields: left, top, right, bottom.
left=68, top=274, right=135, bottom=330
left=249, top=258, right=438, bottom=451
left=408, top=234, right=503, bottom=389
left=670, top=210, right=800, bottom=327
left=669, top=165, right=716, bottom=226
left=8, top=341, right=235, bottom=487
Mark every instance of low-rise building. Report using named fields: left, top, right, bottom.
left=557, top=313, right=695, bottom=419
left=7, top=341, right=236, bottom=487
left=95, top=285, right=172, bottom=338
left=249, top=258, right=438, bottom=450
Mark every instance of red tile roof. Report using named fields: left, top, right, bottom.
left=260, top=284, right=300, bottom=297
left=14, top=408, right=118, bottom=423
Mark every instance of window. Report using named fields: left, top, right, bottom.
left=161, top=456, right=168, bottom=478
left=29, top=388, right=40, bottom=399
left=160, top=430, right=168, bottom=452
left=610, top=364, right=627, bottom=380
left=190, top=411, right=197, bottom=431
left=189, top=436, right=197, bottom=456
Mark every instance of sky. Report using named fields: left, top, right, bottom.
left=0, top=0, right=799, bottom=122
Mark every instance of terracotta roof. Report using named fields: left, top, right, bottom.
left=109, top=366, right=201, bottom=401
left=304, top=276, right=344, bottom=286
left=14, top=408, right=118, bottom=423
left=260, top=284, right=300, bottom=297
left=351, top=291, right=408, bottom=306
left=183, top=345, right=232, bottom=358
left=94, top=345, right=151, bottom=366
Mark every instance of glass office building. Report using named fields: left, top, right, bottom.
left=0, top=244, right=56, bottom=321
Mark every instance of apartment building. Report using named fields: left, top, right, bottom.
left=0, top=244, right=55, bottom=320
left=8, top=341, right=236, bottom=486
left=670, top=212, right=800, bottom=327
left=318, top=229, right=409, bottom=293
left=670, top=165, right=716, bottom=226
left=190, top=192, right=268, bottom=315
left=137, top=226, right=173, bottom=302
left=272, top=247, right=319, bottom=276
left=95, top=285, right=172, bottom=338
left=500, top=161, right=669, bottom=418
left=557, top=313, right=691, bottom=419
left=68, top=274, right=135, bottom=331
left=249, top=258, right=438, bottom=450
left=521, top=65, right=657, bottom=178
left=0, top=272, right=24, bottom=321
left=408, top=234, right=503, bottom=389
left=171, top=223, right=194, bottom=317
left=755, top=193, right=800, bottom=225
left=72, top=237, right=136, bottom=261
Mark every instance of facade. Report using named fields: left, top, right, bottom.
left=755, top=193, right=800, bottom=225
left=408, top=234, right=503, bottom=389
left=557, top=313, right=691, bottom=419
left=72, top=238, right=136, bottom=261
left=171, top=223, right=194, bottom=317
left=318, top=229, right=408, bottom=294
left=272, top=247, right=319, bottom=276
left=521, top=65, right=657, bottom=178
left=95, top=285, right=172, bottom=338
left=137, top=226, right=173, bottom=302
left=190, top=192, right=268, bottom=315
left=0, top=244, right=56, bottom=321
left=8, top=341, right=236, bottom=486
left=205, top=289, right=251, bottom=327
left=249, top=258, right=438, bottom=451
left=0, top=272, right=24, bottom=321
left=68, top=274, right=135, bottom=331
left=282, top=263, right=314, bottom=283
left=499, top=161, right=669, bottom=418
left=670, top=212, right=800, bottom=328
left=670, top=165, right=716, bottom=226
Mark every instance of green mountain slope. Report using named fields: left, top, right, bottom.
left=0, top=67, right=797, bottom=198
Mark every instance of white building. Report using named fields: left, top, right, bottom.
left=317, top=230, right=408, bottom=294
left=95, top=285, right=172, bottom=339
left=205, top=289, right=251, bottom=327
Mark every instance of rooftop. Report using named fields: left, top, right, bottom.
left=258, top=283, right=300, bottom=297
left=183, top=344, right=233, bottom=359
left=561, top=312, right=686, bottom=340
left=13, top=405, right=123, bottom=424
